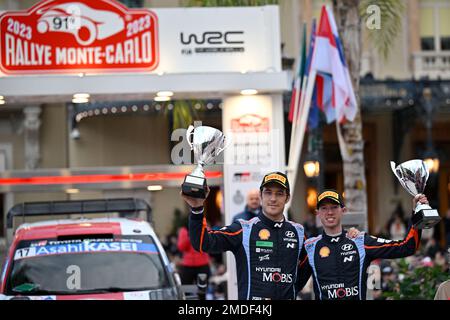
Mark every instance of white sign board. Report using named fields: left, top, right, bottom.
left=154, top=6, right=281, bottom=74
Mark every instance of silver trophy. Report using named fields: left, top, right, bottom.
left=390, top=159, right=441, bottom=229
left=182, top=125, right=228, bottom=199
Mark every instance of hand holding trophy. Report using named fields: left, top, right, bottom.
left=181, top=125, right=228, bottom=199
left=390, top=159, right=441, bottom=229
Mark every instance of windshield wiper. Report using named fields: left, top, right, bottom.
left=12, top=284, right=70, bottom=295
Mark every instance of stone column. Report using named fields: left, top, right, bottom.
left=407, top=0, right=421, bottom=71
left=302, top=0, right=313, bottom=30
left=23, top=105, right=42, bottom=170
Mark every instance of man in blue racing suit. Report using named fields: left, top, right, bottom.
left=181, top=172, right=310, bottom=300
left=302, top=189, right=426, bottom=300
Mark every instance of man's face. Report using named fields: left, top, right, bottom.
left=316, top=199, right=346, bottom=229
left=247, top=190, right=261, bottom=211
left=261, top=184, right=289, bottom=218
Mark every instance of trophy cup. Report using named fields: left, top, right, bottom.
left=182, top=125, right=228, bottom=199
left=390, top=160, right=441, bottom=229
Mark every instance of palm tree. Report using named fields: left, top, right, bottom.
left=332, top=0, right=405, bottom=228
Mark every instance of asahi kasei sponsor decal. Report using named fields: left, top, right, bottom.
left=0, top=0, right=159, bottom=74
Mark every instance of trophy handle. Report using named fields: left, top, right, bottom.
left=390, top=161, right=400, bottom=178
left=216, top=135, right=231, bottom=156
left=390, top=161, right=396, bottom=173
left=186, top=125, right=195, bottom=150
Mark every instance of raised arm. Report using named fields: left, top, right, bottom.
left=182, top=188, right=243, bottom=254
left=364, top=194, right=427, bottom=260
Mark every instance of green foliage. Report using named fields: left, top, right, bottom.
left=185, top=0, right=278, bottom=6
left=382, top=258, right=449, bottom=300
left=172, top=100, right=193, bottom=131
left=164, top=100, right=202, bottom=131
left=359, top=0, right=405, bottom=60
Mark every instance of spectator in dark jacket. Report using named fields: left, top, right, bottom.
left=232, top=189, right=261, bottom=222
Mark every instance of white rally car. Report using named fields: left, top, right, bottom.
left=0, top=198, right=184, bottom=300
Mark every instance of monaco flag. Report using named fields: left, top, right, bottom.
left=310, top=6, right=357, bottom=123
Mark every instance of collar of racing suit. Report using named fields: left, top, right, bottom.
left=321, top=229, right=348, bottom=243
left=258, top=211, right=285, bottom=229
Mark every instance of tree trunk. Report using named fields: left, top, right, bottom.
left=333, top=0, right=368, bottom=230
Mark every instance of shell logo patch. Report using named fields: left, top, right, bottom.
left=319, top=246, right=330, bottom=258
left=258, top=229, right=271, bottom=240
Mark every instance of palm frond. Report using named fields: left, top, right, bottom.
left=172, top=100, right=191, bottom=130
left=359, top=0, right=405, bottom=60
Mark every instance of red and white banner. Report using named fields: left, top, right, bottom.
left=0, top=0, right=159, bottom=74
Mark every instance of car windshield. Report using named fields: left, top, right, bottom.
left=5, top=236, right=169, bottom=295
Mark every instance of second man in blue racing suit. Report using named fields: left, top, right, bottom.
left=301, top=189, right=426, bottom=300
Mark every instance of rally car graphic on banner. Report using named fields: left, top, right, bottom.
left=36, top=2, right=126, bottom=46
left=0, top=0, right=159, bottom=74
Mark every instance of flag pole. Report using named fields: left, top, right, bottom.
left=291, top=67, right=311, bottom=166
left=287, top=78, right=302, bottom=170
left=286, top=69, right=317, bottom=209
left=287, top=24, right=307, bottom=171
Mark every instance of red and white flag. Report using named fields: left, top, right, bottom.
left=310, top=6, right=357, bottom=123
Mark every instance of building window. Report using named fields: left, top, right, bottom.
left=421, top=37, right=435, bottom=51
left=439, top=7, right=450, bottom=50
left=420, top=1, right=450, bottom=52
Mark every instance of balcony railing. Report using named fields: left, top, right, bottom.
left=413, top=51, right=450, bottom=79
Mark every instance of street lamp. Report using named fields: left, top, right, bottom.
left=303, top=159, right=320, bottom=178
left=423, top=150, right=440, bottom=173
left=303, top=125, right=322, bottom=179
left=306, top=187, right=318, bottom=210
